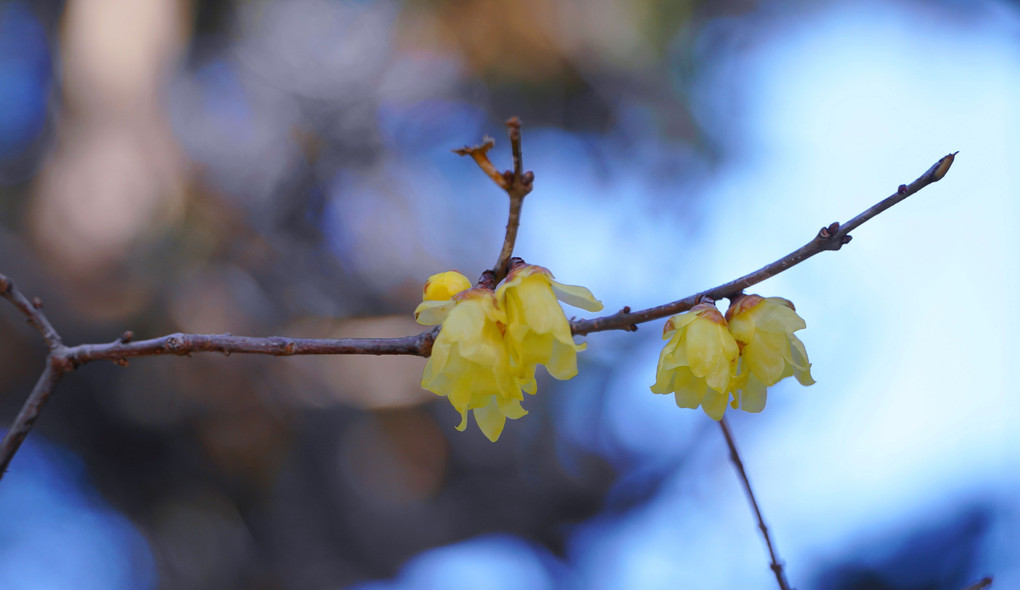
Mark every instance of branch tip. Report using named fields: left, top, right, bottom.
left=932, top=151, right=958, bottom=181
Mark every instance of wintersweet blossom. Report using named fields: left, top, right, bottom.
left=726, top=295, right=814, bottom=412
left=496, top=264, right=603, bottom=390
left=650, top=302, right=740, bottom=420
left=416, top=283, right=526, bottom=442
left=423, top=270, right=472, bottom=302
left=414, top=271, right=472, bottom=326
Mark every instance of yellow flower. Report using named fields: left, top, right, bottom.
left=725, top=295, right=814, bottom=412
left=496, top=265, right=603, bottom=391
left=414, top=271, right=473, bottom=326
left=650, top=302, right=740, bottom=420
left=417, top=286, right=526, bottom=442
left=423, top=271, right=472, bottom=302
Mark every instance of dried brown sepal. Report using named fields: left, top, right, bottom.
left=452, top=136, right=507, bottom=189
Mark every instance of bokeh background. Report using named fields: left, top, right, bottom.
left=0, top=0, right=1016, bottom=588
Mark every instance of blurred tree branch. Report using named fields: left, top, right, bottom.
left=962, top=576, right=993, bottom=590
left=720, top=417, right=790, bottom=590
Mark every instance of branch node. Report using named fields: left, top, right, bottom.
left=621, top=306, right=631, bottom=314
left=164, top=334, right=187, bottom=355
left=31, top=297, right=43, bottom=310
left=477, top=270, right=497, bottom=290
left=818, top=222, right=840, bottom=239
left=841, top=234, right=852, bottom=245
left=50, top=352, right=74, bottom=373
left=114, top=358, right=129, bottom=367
left=898, top=184, right=908, bottom=194
left=119, top=331, right=134, bottom=344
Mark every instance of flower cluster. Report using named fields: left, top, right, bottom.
left=415, top=265, right=602, bottom=441
left=651, top=295, right=813, bottom=419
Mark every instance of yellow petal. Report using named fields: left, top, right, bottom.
left=474, top=398, right=508, bottom=442
left=414, top=299, right=456, bottom=326
left=670, top=370, right=705, bottom=409
left=701, top=390, right=729, bottom=420
left=498, top=397, right=528, bottom=420
left=455, top=409, right=469, bottom=431
left=736, top=370, right=768, bottom=413
left=745, top=341, right=785, bottom=387
left=754, top=299, right=806, bottom=334
left=549, top=280, right=604, bottom=312
left=423, top=271, right=472, bottom=301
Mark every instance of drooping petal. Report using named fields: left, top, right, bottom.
left=498, top=397, right=528, bottom=420
left=734, top=366, right=768, bottom=413
left=414, top=299, right=457, bottom=326
left=789, top=335, right=815, bottom=386
left=701, top=389, right=729, bottom=421
left=474, top=397, right=508, bottom=442
left=549, top=279, right=604, bottom=312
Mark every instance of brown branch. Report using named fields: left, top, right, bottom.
left=455, top=117, right=534, bottom=282
left=0, top=362, right=64, bottom=475
left=64, top=329, right=438, bottom=366
left=0, top=272, right=64, bottom=351
left=720, top=417, right=790, bottom=590
left=0, top=267, right=441, bottom=478
left=571, top=151, right=957, bottom=336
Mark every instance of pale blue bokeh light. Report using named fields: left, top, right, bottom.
left=350, top=534, right=556, bottom=590
left=559, top=1, right=1018, bottom=587
left=0, top=436, right=156, bottom=590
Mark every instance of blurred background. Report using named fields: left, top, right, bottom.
left=0, top=0, right=1016, bottom=588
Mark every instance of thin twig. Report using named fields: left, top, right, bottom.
left=571, top=151, right=957, bottom=335
left=455, top=117, right=534, bottom=282
left=0, top=361, right=64, bottom=475
left=0, top=272, right=64, bottom=351
left=720, top=417, right=790, bottom=590
left=962, top=576, right=993, bottom=590
left=491, top=117, right=533, bottom=281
